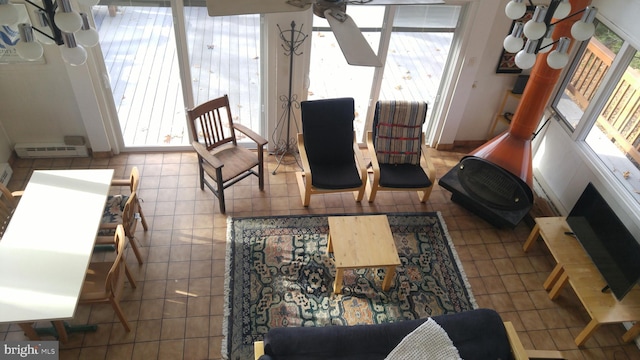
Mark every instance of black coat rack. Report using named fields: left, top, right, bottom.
left=272, top=21, right=307, bottom=175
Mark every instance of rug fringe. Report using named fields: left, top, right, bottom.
left=221, top=216, right=234, bottom=360
left=436, top=211, right=479, bottom=310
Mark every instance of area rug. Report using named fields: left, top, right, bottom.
left=223, top=213, right=476, bottom=360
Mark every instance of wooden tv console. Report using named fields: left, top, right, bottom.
left=523, top=217, right=640, bottom=346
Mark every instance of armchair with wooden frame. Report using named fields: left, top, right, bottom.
left=296, top=97, right=367, bottom=207
left=366, top=100, right=436, bottom=203
left=188, top=95, right=268, bottom=213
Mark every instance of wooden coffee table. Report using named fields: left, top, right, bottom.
left=327, top=215, right=401, bottom=294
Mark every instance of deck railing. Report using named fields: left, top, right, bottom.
left=566, top=40, right=640, bottom=165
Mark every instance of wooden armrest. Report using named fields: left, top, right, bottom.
left=254, top=341, right=265, bottom=360
left=420, top=141, right=436, bottom=182
left=504, top=321, right=565, bottom=359
left=504, top=321, right=529, bottom=360
left=234, top=123, right=268, bottom=147
left=11, top=190, right=24, bottom=198
left=297, top=133, right=311, bottom=178
left=352, top=132, right=367, bottom=178
left=192, top=141, right=224, bottom=169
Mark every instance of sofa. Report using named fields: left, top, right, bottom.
left=254, top=308, right=564, bottom=360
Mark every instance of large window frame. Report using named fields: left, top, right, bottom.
left=551, top=17, right=640, bottom=206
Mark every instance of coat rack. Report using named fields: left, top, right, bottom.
left=272, top=21, right=307, bottom=175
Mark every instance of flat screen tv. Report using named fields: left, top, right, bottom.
left=566, top=183, right=640, bottom=300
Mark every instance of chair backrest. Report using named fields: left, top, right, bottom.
left=372, top=100, right=427, bottom=166
left=0, top=184, right=18, bottom=238
left=129, top=167, right=140, bottom=193
left=122, top=193, right=139, bottom=238
left=187, top=95, right=237, bottom=150
left=301, top=97, right=356, bottom=165
left=105, top=225, right=127, bottom=297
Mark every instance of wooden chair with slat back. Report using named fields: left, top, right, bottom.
left=111, top=166, right=148, bottom=231
left=80, top=224, right=137, bottom=332
left=97, top=192, right=144, bottom=264
left=188, top=95, right=268, bottom=213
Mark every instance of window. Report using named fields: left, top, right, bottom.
left=553, top=22, right=640, bottom=204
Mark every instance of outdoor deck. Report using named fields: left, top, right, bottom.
left=94, top=5, right=450, bottom=147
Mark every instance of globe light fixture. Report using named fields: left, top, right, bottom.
left=502, top=0, right=598, bottom=70
left=505, top=0, right=527, bottom=20
left=15, top=24, right=44, bottom=61
left=0, top=0, right=99, bottom=65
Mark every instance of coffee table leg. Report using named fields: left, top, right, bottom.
left=382, top=266, right=396, bottom=291
left=333, top=268, right=343, bottom=294
left=575, top=319, right=600, bottom=346
left=543, top=264, right=564, bottom=290
left=548, top=270, right=569, bottom=300
left=328, top=233, right=333, bottom=253
left=523, top=224, right=540, bottom=252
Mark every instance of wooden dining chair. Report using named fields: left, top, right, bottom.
left=97, top=192, right=144, bottom=264
left=80, top=224, right=136, bottom=332
left=111, top=166, right=148, bottom=231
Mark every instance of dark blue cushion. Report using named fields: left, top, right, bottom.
left=379, top=163, right=432, bottom=188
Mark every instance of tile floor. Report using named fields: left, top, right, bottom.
left=1, top=148, right=639, bottom=360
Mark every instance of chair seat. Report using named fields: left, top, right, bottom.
left=310, top=162, right=363, bottom=189
left=80, top=262, right=112, bottom=301
left=202, top=145, right=260, bottom=183
left=379, top=163, right=432, bottom=188
left=99, top=195, right=127, bottom=236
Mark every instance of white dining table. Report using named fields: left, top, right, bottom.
left=0, top=169, right=114, bottom=342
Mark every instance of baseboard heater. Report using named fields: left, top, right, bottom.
left=14, top=143, right=89, bottom=158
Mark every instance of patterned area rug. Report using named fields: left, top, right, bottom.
left=223, top=213, right=476, bottom=359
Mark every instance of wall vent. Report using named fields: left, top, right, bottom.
left=14, top=143, right=89, bottom=158
left=0, top=163, right=12, bottom=186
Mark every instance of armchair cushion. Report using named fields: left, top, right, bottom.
left=379, top=163, right=432, bottom=189
left=101, top=194, right=128, bottom=225
left=373, top=101, right=427, bottom=166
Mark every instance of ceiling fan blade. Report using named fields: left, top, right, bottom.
left=324, top=9, right=382, bottom=67
left=206, top=0, right=310, bottom=16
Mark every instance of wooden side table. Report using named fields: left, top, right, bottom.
left=524, top=216, right=640, bottom=346
left=327, top=215, right=401, bottom=294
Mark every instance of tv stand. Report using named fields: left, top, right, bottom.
left=524, top=217, right=640, bottom=346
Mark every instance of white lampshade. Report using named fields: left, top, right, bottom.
left=503, top=22, right=524, bottom=53
left=524, top=21, right=547, bottom=40
left=547, top=37, right=571, bottom=69
left=547, top=51, right=569, bottom=69
left=515, top=40, right=538, bottom=70
left=55, top=10, right=82, bottom=33
left=15, top=24, right=44, bottom=61
left=61, top=32, right=87, bottom=66
left=75, top=28, right=99, bottom=47
left=75, top=12, right=99, bottom=47
left=505, top=0, right=526, bottom=20
left=504, top=35, right=524, bottom=54
left=523, top=6, right=548, bottom=40
left=553, top=0, right=571, bottom=20
left=571, top=21, right=595, bottom=42
left=515, top=51, right=536, bottom=69
left=571, top=6, right=598, bottom=41
left=0, top=2, right=19, bottom=25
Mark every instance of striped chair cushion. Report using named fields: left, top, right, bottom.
left=374, top=101, right=427, bottom=166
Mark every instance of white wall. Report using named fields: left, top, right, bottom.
left=532, top=0, right=640, bottom=237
